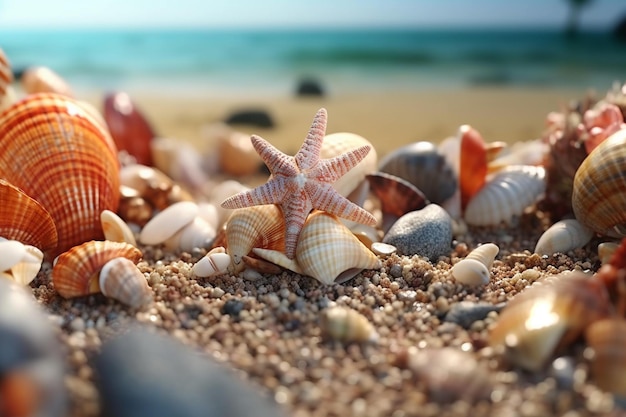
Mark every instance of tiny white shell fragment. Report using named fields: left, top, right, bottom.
left=139, top=201, right=199, bottom=245
left=10, top=244, right=44, bottom=285
left=371, top=242, right=397, bottom=256
left=101, top=209, right=137, bottom=246
left=534, top=218, right=594, bottom=255
left=192, top=252, right=231, bottom=278
left=598, top=242, right=618, bottom=265
left=0, top=239, right=27, bottom=271
left=452, top=243, right=499, bottom=286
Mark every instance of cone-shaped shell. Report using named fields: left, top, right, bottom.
left=572, top=129, right=626, bottom=237
left=0, top=179, right=57, bottom=252
left=0, top=93, right=120, bottom=257
left=296, top=211, right=381, bottom=285
left=225, top=205, right=286, bottom=273
left=320, top=306, right=378, bottom=344
left=451, top=243, right=499, bottom=286
left=192, top=247, right=232, bottom=278
left=584, top=318, right=626, bottom=397
left=534, top=218, right=594, bottom=255
left=52, top=240, right=142, bottom=299
left=99, top=257, right=152, bottom=309
left=465, top=165, right=546, bottom=226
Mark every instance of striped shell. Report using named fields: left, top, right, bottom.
left=21, top=66, right=73, bottom=97
left=572, top=129, right=626, bottom=237
left=192, top=247, right=231, bottom=278
left=584, top=318, right=626, bottom=397
left=451, top=243, right=499, bottom=286
left=0, top=93, right=120, bottom=256
left=464, top=165, right=546, bottom=226
left=52, top=240, right=142, bottom=299
left=99, top=257, right=152, bottom=309
left=320, top=306, right=378, bottom=344
left=534, top=218, right=594, bottom=255
left=0, top=48, right=12, bottom=100
left=0, top=179, right=58, bottom=252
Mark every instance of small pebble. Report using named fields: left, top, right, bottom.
left=443, top=301, right=505, bottom=329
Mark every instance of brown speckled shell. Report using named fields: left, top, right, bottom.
left=0, top=93, right=120, bottom=256
left=52, top=240, right=142, bottom=299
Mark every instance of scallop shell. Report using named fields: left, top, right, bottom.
left=192, top=247, right=232, bottom=278
left=101, top=209, right=137, bottom=247
left=320, top=306, right=378, bottom=344
left=451, top=243, right=499, bottom=286
left=225, top=205, right=286, bottom=273
left=464, top=165, right=546, bottom=226
left=534, top=218, right=594, bottom=255
left=51, top=240, right=142, bottom=299
left=138, top=201, right=198, bottom=245
left=572, top=128, right=626, bottom=237
left=488, top=271, right=610, bottom=371
left=0, top=93, right=120, bottom=257
left=0, top=48, right=13, bottom=101
left=0, top=179, right=58, bottom=252
left=99, top=257, right=152, bottom=309
left=0, top=238, right=44, bottom=285
left=584, top=318, right=626, bottom=397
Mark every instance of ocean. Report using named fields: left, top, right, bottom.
left=0, top=28, right=625, bottom=96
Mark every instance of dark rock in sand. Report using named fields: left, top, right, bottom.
left=94, top=328, right=287, bottom=417
left=295, top=78, right=325, bottom=97
left=224, top=109, right=275, bottom=128
left=443, top=301, right=505, bottom=329
left=613, top=14, right=626, bottom=42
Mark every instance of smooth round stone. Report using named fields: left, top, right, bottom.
left=94, top=328, right=288, bottom=417
left=443, top=301, right=505, bottom=329
left=382, top=204, right=452, bottom=261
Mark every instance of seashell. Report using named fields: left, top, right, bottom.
left=192, top=248, right=232, bottom=278
left=208, top=179, right=251, bottom=226
left=139, top=201, right=199, bottom=246
left=488, top=271, right=611, bottom=371
left=163, top=216, right=216, bottom=252
left=51, top=240, right=142, bottom=299
left=101, top=209, right=137, bottom=246
left=451, top=243, right=499, bottom=286
left=584, top=318, right=626, bottom=397
left=534, top=218, right=594, bottom=255
left=0, top=93, right=120, bottom=257
left=598, top=241, right=619, bottom=265
left=0, top=48, right=15, bottom=112
left=242, top=255, right=284, bottom=274
left=370, top=242, right=397, bottom=256
left=197, top=202, right=220, bottom=231
left=320, top=306, right=378, bottom=344
left=20, top=66, right=73, bottom=97
left=104, top=91, right=155, bottom=166
left=118, top=195, right=153, bottom=227
left=250, top=247, right=303, bottom=275
left=98, top=257, right=152, bottom=309
left=119, top=164, right=194, bottom=211
left=583, top=102, right=625, bottom=154
left=572, top=128, right=626, bottom=237
left=487, top=139, right=547, bottom=174
left=0, top=179, right=58, bottom=252
left=350, top=223, right=381, bottom=249
left=457, top=125, right=488, bottom=209
left=219, top=129, right=263, bottom=176
left=379, top=141, right=457, bottom=204
left=0, top=238, right=44, bottom=285
left=225, top=205, right=286, bottom=273
left=152, top=137, right=208, bottom=192
left=464, top=165, right=546, bottom=226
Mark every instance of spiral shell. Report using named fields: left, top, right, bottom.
left=99, top=257, right=152, bottom=309
left=0, top=179, right=58, bottom=252
left=534, top=218, right=594, bottom=255
left=320, top=306, right=378, bottom=344
left=572, top=128, right=626, bottom=237
left=0, top=93, right=120, bottom=256
left=464, top=165, right=546, bottom=226
left=51, top=240, right=142, bottom=299
left=451, top=243, right=499, bottom=286
left=584, top=318, right=626, bottom=397
left=192, top=247, right=231, bottom=278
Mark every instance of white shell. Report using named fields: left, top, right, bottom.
left=192, top=248, right=231, bottom=278
left=534, top=219, right=594, bottom=255
left=598, top=242, right=618, bottom=265
left=164, top=216, right=216, bottom=252
left=196, top=202, right=220, bottom=231
left=0, top=238, right=44, bottom=285
left=464, top=165, right=546, bottom=226
left=139, top=201, right=198, bottom=245
left=451, top=243, right=499, bottom=286
left=0, top=239, right=27, bottom=271
left=210, top=180, right=250, bottom=226
left=99, top=257, right=153, bottom=309
left=101, top=209, right=137, bottom=246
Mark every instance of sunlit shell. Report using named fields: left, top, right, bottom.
left=487, top=139, right=547, bottom=173
left=138, top=201, right=198, bottom=245
left=572, top=129, right=626, bottom=237
left=225, top=205, right=286, bottom=273
left=598, top=241, right=619, bottom=265
left=192, top=247, right=232, bottom=278
left=219, top=129, right=263, bottom=176
left=320, top=306, right=378, bottom=344
left=119, top=164, right=193, bottom=211
left=464, top=165, right=546, bottom=226
left=0, top=179, right=58, bottom=252
left=584, top=318, right=626, bottom=397
left=451, top=242, right=499, bottom=286
left=0, top=238, right=44, bottom=285
left=534, top=218, right=594, bottom=255
left=457, top=125, right=488, bottom=209
left=101, top=209, right=137, bottom=246
left=163, top=216, right=216, bottom=252
left=99, top=257, right=152, bottom=309
left=209, top=179, right=251, bottom=226
left=20, top=66, right=73, bottom=97
left=488, top=271, right=611, bottom=371
left=0, top=48, right=13, bottom=106
left=0, top=93, right=120, bottom=257
left=51, top=240, right=142, bottom=299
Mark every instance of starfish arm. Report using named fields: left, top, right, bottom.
left=280, top=191, right=313, bottom=259
left=251, top=135, right=299, bottom=177
left=295, top=108, right=327, bottom=171
left=306, top=182, right=377, bottom=226
left=309, top=145, right=371, bottom=183
left=221, top=177, right=289, bottom=209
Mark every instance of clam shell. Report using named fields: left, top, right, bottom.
left=584, top=318, right=626, bottom=397
left=192, top=247, right=231, bottom=278
left=101, top=209, right=137, bottom=247
left=464, top=165, right=546, bottom=226
left=320, top=306, right=378, bottom=344
left=534, top=218, right=594, bottom=255
left=20, top=66, right=73, bottom=97
left=0, top=93, right=120, bottom=256
left=0, top=239, right=44, bottom=285
left=451, top=243, right=499, bottom=286
left=163, top=216, right=216, bottom=252
left=488, top=271, right=610, bottom=371
left=572, top=128, right=626, bottom=237
left=139, top=201, right=198, bottom=245
left=99, top=257, right=152, bottom=309
left=52, top=240, right=142, bottom=299
left=0, top=179, right=58, bottom=252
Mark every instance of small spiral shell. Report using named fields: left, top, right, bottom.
left=99, top=257, right=152, bottom=309
left=192, top=247, right=231, bottom=278
left=451, top=243, right=499, bottom=286
left=320, top=306, right=378, bottom=344
left=534, top=218, right=594, bottom=255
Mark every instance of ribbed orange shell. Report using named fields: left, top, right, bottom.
left=0, top=93, right=120, bottom=256
left=52, top=240, right=142, bottom=299
left=0, top=179, right=58, bottom=252
left=0, top=48, right=11, bottom=98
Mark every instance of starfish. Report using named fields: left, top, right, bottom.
left=221, top=107, right=377, bottom=259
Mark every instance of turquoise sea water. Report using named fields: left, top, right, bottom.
left=0, top=28, right=624, bottom=96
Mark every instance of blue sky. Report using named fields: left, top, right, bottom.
left=0, top=0, right=624, bottom=29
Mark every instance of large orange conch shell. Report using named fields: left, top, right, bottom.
left=0, top=93, right=120, bottom=256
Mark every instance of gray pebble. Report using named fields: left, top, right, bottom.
left=382, top=204, right=452, bottom=261
left=444, top=301, right=505, bottom=329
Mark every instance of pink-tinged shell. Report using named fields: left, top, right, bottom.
left=320, top=305, right=378, bottom=344
left=99, top=257, right=152, bottom=309
left=0, top=179, right=58, bottom=252
left=0, top=93, right=120, bottom=257
left=464, top=165, right=546, bottom=226
left=584, top=318, right=626, bottom=397
left=20, top=66, right=73, bottom=97
left=52, top=240, right=142, bottom=299
left=488, top=271, right=610, bottom=371
left=534, top=218, right=594, bottom=256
